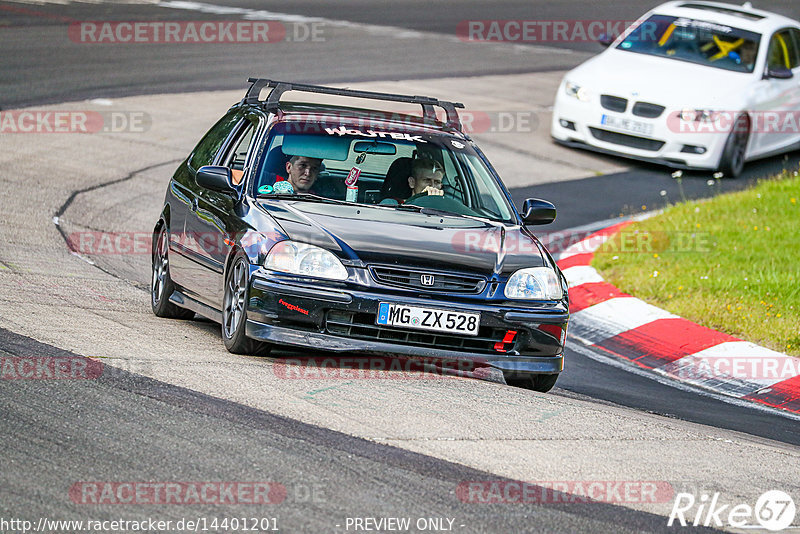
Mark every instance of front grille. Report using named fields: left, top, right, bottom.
left=326, top=310, right=511, bottom=354
left=632, top=102, right=665, bottom=118
left=600, top=95, right=628, bottom=113
left=589, top=127, right=665, bottom=152
left=369, top=265, right=485, bottom=293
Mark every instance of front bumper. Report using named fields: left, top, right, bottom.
left=550, top=91, right=727, bottom=171
left=246, top=272, right=568, bottom=375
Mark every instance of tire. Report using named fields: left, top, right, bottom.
left=222, top=252, right=270, bottom=355
left=717, top=114, right=750, bottom=178
left=504, top=373, right=559, bottom=393
left=151, top=224, right=195, bottom=320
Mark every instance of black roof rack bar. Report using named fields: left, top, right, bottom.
left=244, top=78, right=465, bottom=131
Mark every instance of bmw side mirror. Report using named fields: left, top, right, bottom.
left=196, top=165, right=236, bottom=194
left=597, top=33, right=614, bottom=47
left=521, top=198, right=556, bottom=225
left=766, top=66, right=793, bottom=79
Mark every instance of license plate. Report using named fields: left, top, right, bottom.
left=376, top=303, right=480, bottom=336
left=601, top=114, right=654, bottom=136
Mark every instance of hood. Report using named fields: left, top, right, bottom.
left=257, top=200, right=546, bottom=276
left=568, top=49, right=757, bottom=109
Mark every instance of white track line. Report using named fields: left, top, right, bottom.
left=568, top=338, right=800, bottom=423
left=158, top=1, right=575, bottom=55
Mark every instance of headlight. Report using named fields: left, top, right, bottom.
left=264, top=241, right=348, bottom=280
left=565, top=81, right=590, bottom=102
left=680, top=108, right=716, bottom=122
left=505, top=267, right=563, bottom=300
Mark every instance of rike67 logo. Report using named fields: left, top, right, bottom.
left=669, top=490, right=796, bottom=531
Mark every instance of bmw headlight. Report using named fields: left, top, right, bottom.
left=565, top=81, right=590, bottom=102
left=264, top=241, right=348, bottom=281
left=505, top=267, right=563, bottom=300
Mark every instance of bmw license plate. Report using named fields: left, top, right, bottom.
left=376, top=303, right=480, bottom=336
left=601, top=114, right=654, bottom=136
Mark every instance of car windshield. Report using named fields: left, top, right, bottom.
left=616, top=14, right=761, bottom=73
left=252, top=122, right=516, bottom=223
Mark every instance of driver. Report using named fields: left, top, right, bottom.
left=408, top=158, right=445, bottom=197
left=283, top=155, right=322, bottom=193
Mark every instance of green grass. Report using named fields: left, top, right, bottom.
left=592, top=170, right=800, bottom=356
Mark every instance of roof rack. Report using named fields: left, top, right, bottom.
left=243, top=78, right=466, bottom=131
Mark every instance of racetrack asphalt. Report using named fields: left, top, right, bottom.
left=4, top=328, right=706, bottom=534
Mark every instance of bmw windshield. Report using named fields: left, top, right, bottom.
left=252, top=122, right=516, bottom=223
left=616, top=14, right=761, bottom=73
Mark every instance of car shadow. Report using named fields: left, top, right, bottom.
left=183, top=315, right=506, bottom=383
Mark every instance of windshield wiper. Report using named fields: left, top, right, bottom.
left=257, top=193, right=351, bottom=205
left=394, top=203, right=503, bottom=224
left=393, top=204, right=465, bottom=218
left=392, top=204, right=423, bottom=212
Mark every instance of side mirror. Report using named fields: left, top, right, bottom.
left=766, top=66, right=793, bottom=79
left=521, top=198, right=556, bottom=225
left=196, top=165, right=236, bottom=194
left=597, top=33, right=614, bottom=47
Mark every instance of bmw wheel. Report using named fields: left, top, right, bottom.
left=718, top=114, right=749, bottom=178
left=151, top=224, right=194, bottom=320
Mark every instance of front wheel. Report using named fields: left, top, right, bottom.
left=222, top=252, right=270, bottom=355
left=717, top=114, right=749, bottom=178
left=504, top=373, right=559, bottom=392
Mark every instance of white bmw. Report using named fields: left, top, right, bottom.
left=551, top=1, right=800, bottom=177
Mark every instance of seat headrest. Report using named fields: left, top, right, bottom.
left=380, top=157, right=414, bottom=200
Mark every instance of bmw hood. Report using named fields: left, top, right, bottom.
left=566, top=49, right=757, bottom=110
left=257, top=199, right=547, bottom=276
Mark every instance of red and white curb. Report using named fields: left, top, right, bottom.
left=554, top=221, right=800, bottom=416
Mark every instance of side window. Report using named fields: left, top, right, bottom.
left=222, top=122, right=256, bottom=170
left=767, top=29, right=800, bottom=70
left=221, top=120, right=257, bottom=186
left=188, top=111, right=241, bottom=171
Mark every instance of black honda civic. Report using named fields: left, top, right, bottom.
left=151, top=80, right=568, bottom=391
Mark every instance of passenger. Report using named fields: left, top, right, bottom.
left=738, top=40, right=758, bottom=70
left=283, top=156, right=322, bottom=193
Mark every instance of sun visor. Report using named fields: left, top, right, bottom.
left=281, top=134, right=350, bottom=161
